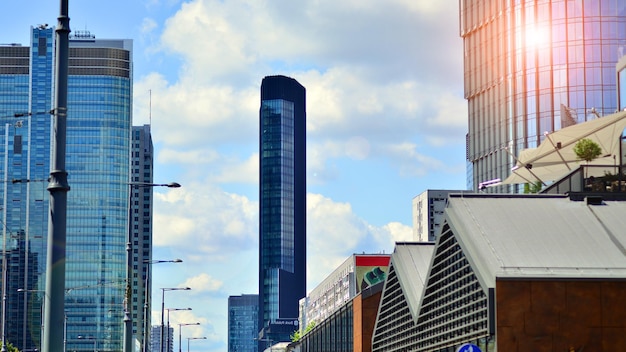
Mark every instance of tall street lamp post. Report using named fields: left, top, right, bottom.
left=142, top=259, right=183, bottom=352
left=124, top=182, right=180, bottom=352
left=165, top=308, right=191, bottom=352
left=160, top=288, right=190, bottom=352
left=186, top=337, right=206, bottom=352
left=43, top=1, right=70, bottom=351
left=178, top=323, right=200, bottom=352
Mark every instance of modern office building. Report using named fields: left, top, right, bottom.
left=0, top=26, right=133, bottom=351
left=258, top=75, right=307, bottom=349
left=290, top=254, right=389, bottom=352
left=228, top=294, right=259, bottom=352
left=131, top=124, right=155, bottom=350
left=299, top=254, right=390, bottom=333
left=460, top=0, right=626, bottom=191
left=150, top=325, right=174, bottom=352
left=291, top=282, right=384, bottom=352
left=412, top=190, right=471, bottom=242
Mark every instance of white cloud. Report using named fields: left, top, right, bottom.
left=305, top=193, right=409, bottom=289
left=141, top=17, right=158, bottom=34
left=181, top=273, right=223, bottom=293
left=153, top=183, right=258, bottom=262
left=132, top=0, right=464, bottom=182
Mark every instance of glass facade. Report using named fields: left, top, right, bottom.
left=0, top=27, right=53, bottom=352
left=228, top=294, right=259, bottom=352
left=461, top=0, right=626, bottom=191
left=65, top=35, right=132, bottom=352
left=0, top=27, right=133, bottom=351
left=258, top=76, right=306, bottom=348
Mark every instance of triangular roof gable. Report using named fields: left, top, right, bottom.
left=391, top=242, right=435, bottom=320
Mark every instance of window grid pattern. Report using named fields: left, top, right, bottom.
left=228, top=295, right=259, bottom=352
left=460, top=0, right=626, bottom=191
left=130, top=125, right=153, bottom=343
left=0, top=27, right=53, bottom=352
left=260, top=98, right=295, bottom=324
left=372, top=263, right=418, bottom=351
left=415, top=225, right=489, bottom=351
left=298, top=301, right=353, bottom=352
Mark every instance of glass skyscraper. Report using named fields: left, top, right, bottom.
left=0, top=26, right=133, bottom=351
left=461, top=0, right=626, bottom=191
left=228, top=294, right=258, bottom=352
left=258, top=75, right=306, bottom=348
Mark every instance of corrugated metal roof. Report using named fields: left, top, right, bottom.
left=390, top=242, right=435, bottom=319
left=444, top=194, right=626, bottom=287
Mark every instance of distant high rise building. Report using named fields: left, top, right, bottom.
left=412, top=190, right=471, bottom=242
left=150, top=325, right=173, bottom=352
left=228, top=294, right=259, bottom=352
left=131, top=125, right=155, bottom=350
left=460, top=1, right=626, bottom=191
left=258, top=75, right=307, bottom=348
left=0, top=26, right=133, bottom=351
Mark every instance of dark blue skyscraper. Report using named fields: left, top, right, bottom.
left=258, top=75, right=306, bottom=348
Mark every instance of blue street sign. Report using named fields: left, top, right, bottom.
left=456, top=343, right=482, bottom=352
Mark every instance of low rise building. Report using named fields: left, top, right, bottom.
left=373, top=193, right=626, bottom=351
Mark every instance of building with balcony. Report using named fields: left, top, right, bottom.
left=460, top=0, right=626, bottom=191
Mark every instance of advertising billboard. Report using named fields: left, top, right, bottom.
left=355, top=255, right=390, bottom=293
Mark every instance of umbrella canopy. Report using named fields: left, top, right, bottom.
left=502, top=110, right=626, bottom=185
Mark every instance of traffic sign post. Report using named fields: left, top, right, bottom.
left=456, top=343, right=482, bottom=352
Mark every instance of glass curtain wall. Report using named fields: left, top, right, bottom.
left=461, top=0, right=626, bottom=191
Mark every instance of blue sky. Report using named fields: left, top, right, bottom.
left=2, top=1, right=467, bottom=351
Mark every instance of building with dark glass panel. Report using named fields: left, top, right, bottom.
left=460, top=0, right=626, bottom=191
left=0, top=26, right=133, bottom=351
left=228, top=294, right=259, bottom=352
left=258, top=75, right=306, bottom=349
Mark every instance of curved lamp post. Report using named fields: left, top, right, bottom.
left=186, top=337, right=206, bottom=352
left=142, top=259, right=183, bottom=352
left=124, top=182, right=181, bottom=352
left=178, top=323, right=200, bottom=352
left=165, top=308, right=191, bottom=352
left=160, top=288, right=191, bottom=352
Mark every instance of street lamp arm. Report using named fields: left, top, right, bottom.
left=145, top=259, right=183, bottom=264
left=129, top=182, right=181, bottom=188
